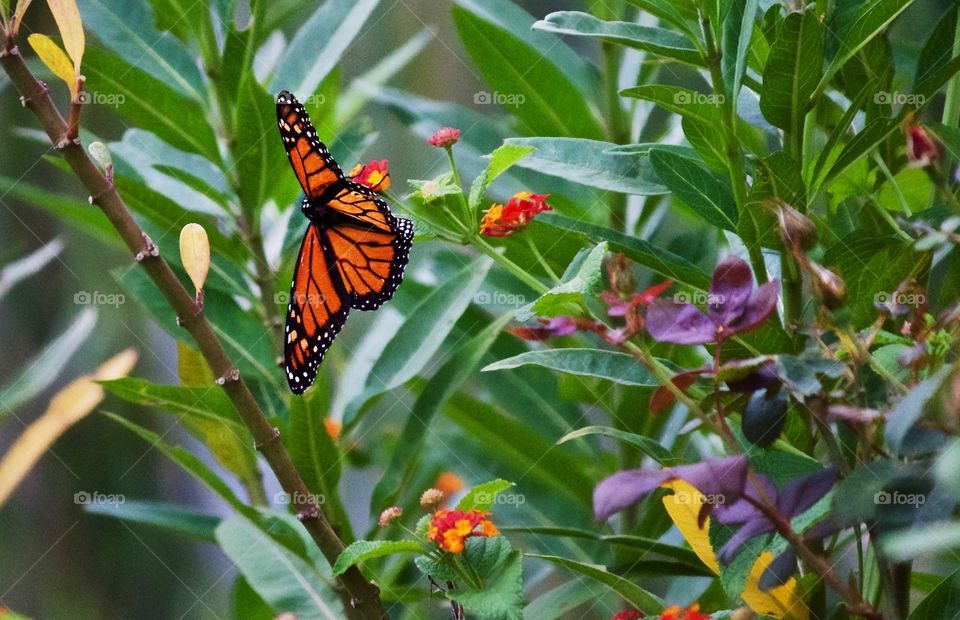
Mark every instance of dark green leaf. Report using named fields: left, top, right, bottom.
left=649, top=148, right=738, bottom=231
left=759, top=9, right=824, bottom=133
left=332, top=540, right=421, bottom=576
left=85, top=500, right=220, bottom=541
left=557, top=426, right=678, bottom=466
left=527, top=554, right=663, bottom=613
left=484, top=348, right=658, bottom=387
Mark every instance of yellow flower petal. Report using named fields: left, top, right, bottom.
left=661, top=479, right=721, bottom=574
left=27, top=33, right=77, bottom=99
left=46, top=0, right=85, bottom=73
left=741, top=551, right=808, bottom=620
left=0, top=349, right=137, bottom=506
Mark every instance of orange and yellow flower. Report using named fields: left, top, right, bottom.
left=660, top=604, right=709, bottom=620
left=348, top=159, right=390, bottom=192
left=427, top=508, right=499, bottom=553
left=479, top=192, right=552, bottom=237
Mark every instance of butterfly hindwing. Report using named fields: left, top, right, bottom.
left=284, top=223, right=349, bottom=394
left=323, top=183, right=415, bottom=310
left=276, top=90, right=343, bottom=201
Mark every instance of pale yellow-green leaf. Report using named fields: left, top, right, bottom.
left=12, top=0, right=36, bottom=34
left=27, top=33, right=77, bottom=99
left=661, top=479, right=721, bottom=574
left=87, top=141, right=112, bottom=173
left=0, top=349, right=137, bottom=506
left=741, top=551, right=808, bottom=620
left=179, top=223, right=210, bottom=293
left=177, top=341, right=214, bottom=386
left=46, top=0, right=84, bottom=72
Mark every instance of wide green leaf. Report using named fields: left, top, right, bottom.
left=453, top=5, right=603, bottom=139
left=528, top=554, right=663, bottom=613
left=469, top=144, right=537, bottom=211
left=538, top=213, right=711, bottom=290
left=457, top=479, right=516, bottom=512
left=343, top=255, right=494, bottom=425
left=83, top=47, right=220, bottom=163
left=85, top=499, right=220, bottom=541
left=332, top=540, right=421, bottom=576
left=484, top=348, right=658, bottom=387
left=521, top=242, right=606, bottom=320
left=216, top=515, right=343, bottom=620
left=906, top=568, right=960, bottom=620
left=77, top=0, right=205, bottom=99
left=505, top=138, right=667, bottom=195
left=534, top=11, right=702, bottom=66
left=649, top=148, right=738, bottom=231
left=557, top=426, right=679, bottom=466
left=269, top=0, right=382, bottom=97
left=760, top=9, right=824, bottom=134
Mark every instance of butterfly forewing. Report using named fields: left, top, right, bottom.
left=284, top=223, right=349, bottom=393
left=276, top=90, right=342, bottom=201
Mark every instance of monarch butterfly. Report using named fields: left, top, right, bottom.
left=277, top=90, right=414, bottom=394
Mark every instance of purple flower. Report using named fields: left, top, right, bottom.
left=594, top=456, right=748, bottom=521
left=646, top=257, right=780, bottom=345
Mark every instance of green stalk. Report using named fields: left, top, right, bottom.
left=943, top=13, right=960, bottom=130
left=524, top=234, right=560, bottom=284
left=446, top=146, right=473, bottom=226
left=471, top=234, right=550, bottom=294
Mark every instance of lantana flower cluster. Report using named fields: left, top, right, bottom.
left=427, top=508, right=499, bottom=553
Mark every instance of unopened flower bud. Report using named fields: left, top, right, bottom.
left=606, top=253, right=636, bottom=297
left=807, top=262, right=846, bottom=309
left=775, top=203, right=817, bottom=251
left=420, top=488, right=444, bottom=506
left=378, top=506, right=402, bottom=526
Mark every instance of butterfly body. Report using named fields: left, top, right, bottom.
left=277, top=90, right=413, bottom=394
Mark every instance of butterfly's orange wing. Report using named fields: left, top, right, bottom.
left=284, top=223, right=349, bottom=393
left=276, top=90, right=343, bottom=200
left=322, top=182, right=414, bottom=310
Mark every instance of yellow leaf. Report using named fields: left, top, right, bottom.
left=27, top=33, right=76, bottom=99
left=0, top=349, right=137, bottom=507
left=741, top=551, right=809, bottom=620
left=177, top=341, right=215, bottom=387
left=46, top=0, right=84, bottom=73
left=179, top=223, right=210, bottom=293
left=661, top=479, right=721, bottom=574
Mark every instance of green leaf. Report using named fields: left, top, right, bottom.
left=331, top=540, right=421, bottom=576
left=534, top=11, right=702, bottom=66
left=0, top=308, right=95, bottom=419
left=103, top=412, right=255, bottom=517
left=85, top=499, right=220, bottom=541
left=82, top=48, right=220, bottom=163
left=625, top=0, right=698, bottom=35
left=620, top=84, right=723, bottom=124
left=557, top=426, right=678, bottom=466
left=344, top=255, right=494, bottom=425
left=538, top=213, right=711, bottom=290
left=453, top=539, right=524, bottom=620
left=885, top=366, right=951, bottom=456
left=504, top=138, right=668, bottom=195
left=371, top=314, right=512, bottom=510
left=77, top=0, right=205, bottom=99
left=759, top=9, right=824, bottom=133
left=147, top=0, right=218, bottom=68
left=906, top=567, right=960, bottom=620
left=521, top=242, right=606, bottom=320
left=216, top=515, right=343, bottom=619
left=269, top=0, right=382, bottom=97
left=522, top=580, right=598, bottom=620
left=882, top=523, right=960, bottom=561
left=469, top=144, right=537, bottom=210
left=722, top=0, right=761, bottom=100
left=457, top=479, right=516, bottom=512
left=649, top=148, right=738, bottom=231
left=454, top=0, right=597, bottom=95
left=874, top=167, right=933, bottom=214
left=0, top=177, right=120, bottom=246
left=0, top=236, right=62, bottom=302
left=453, top=5, right=603, bottom=139
left=821, top=0, right=915, bottom=93
left=484, top=348, right=658, bottom=387
left=527, top=554, right=663, bottom=613
left=234, top=76, right=286, bottom=215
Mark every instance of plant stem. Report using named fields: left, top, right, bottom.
left=470, top=234, right=550, bottom=295
left=0, top=47, right=388, bottom=620
left=446, top=146, right=472, bottom=225
left=524, top=234, right=560, bottom=284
